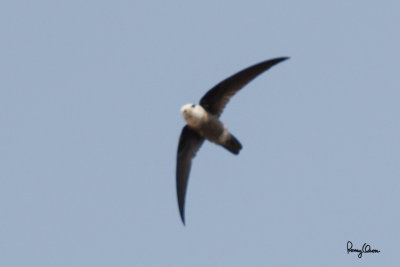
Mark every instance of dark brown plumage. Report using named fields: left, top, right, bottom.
left=177, top=57, right=289, bottom=224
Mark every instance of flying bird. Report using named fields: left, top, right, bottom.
left=176, top=57, right=289, bottom=224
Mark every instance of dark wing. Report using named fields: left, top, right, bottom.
left=176, top=125, right=205, bottom=225
left=200, top=57, right=289, bottom=116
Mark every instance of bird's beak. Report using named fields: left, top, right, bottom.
left=180, top=106, right=188, bottom=114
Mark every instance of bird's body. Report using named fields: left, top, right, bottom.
left=176, top=57, right=289, bottom=224
left=180, top=104, right=241, bottom=154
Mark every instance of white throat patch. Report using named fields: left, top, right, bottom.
left=180, top=104, right=207, bottom=128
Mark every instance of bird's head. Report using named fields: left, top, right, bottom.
left=180, top=104, right=206, bottom=127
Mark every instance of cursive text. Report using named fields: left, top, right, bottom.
left=347, top=241, right=380, bottom=258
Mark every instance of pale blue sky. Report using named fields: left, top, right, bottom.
left=1, top=0, right=399, bottom=266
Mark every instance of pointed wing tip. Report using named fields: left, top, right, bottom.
left=179, top=211, right=186, bottom=225
left=178, top=196, right=186, bottom=225
left=273, top=56, right=290, bottom=63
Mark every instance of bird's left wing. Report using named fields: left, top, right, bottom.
left=200, top=57, right=289, bottom=117
left=176, top=125, right=205, bottom=225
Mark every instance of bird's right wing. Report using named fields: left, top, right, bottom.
left=176, top=125, right=204, bottom=225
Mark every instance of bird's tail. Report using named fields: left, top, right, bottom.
left=223, top=134, right=242, bottom=155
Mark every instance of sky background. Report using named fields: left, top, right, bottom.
left=1, top=0, right=399, bottom=266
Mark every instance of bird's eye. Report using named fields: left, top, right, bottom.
left=191, top=104, right=196, bottom=108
